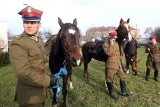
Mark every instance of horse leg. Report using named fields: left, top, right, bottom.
left=52, top=88, right=58, bottom=107
left=83, top=55, right=92, bottom=81
left=131, top=60, right=137, bottom=75
left=62, top=76, right=69, bottom=107
left=69, top=74, right=73, bottom=90
left=125, top=57, right=130, bottom=74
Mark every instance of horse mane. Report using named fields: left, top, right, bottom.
left=53, top=29, right=62, bottom=55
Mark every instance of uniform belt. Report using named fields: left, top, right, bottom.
left=108, top=56, right=119, bottom=59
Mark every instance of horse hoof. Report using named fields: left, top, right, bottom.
left=126, top=69, right=129, bottom=74
left=52, top=104, right=58, bottom=107
left=134, top=72, right=137, bottom=76
left=69, top=81, right=74, bottom=90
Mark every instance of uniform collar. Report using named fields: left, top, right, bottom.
left=29, top=35, right=38, bottom=41
left=23, top=31, right=39, bottom=41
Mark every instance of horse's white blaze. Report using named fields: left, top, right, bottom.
left=76, top=59, right=81, bottom=66
left=124, top=23, right=132, bottom=41
left=124, top=23, right=129, bottom=31
left=69, top=29, right=75, bottom=34
left=69, top=81, right=73, bottom=90
left=128, top=32, right=132, bottom=41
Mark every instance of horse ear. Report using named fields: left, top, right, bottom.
left=58, top=17, right=64, bottom=28
left=73, top=18, right=77, bottom=27
left=127, top=18, right=130, bottom=23
left=120, top=18, right=123, bottom=24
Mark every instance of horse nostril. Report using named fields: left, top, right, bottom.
left=70, top=57, right=76, bottom=64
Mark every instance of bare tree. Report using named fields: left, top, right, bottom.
left=40, top=28, right=54, bottom=40
left=144, top=27, right=153, bottom=38
left=151, top=26, right=160, bottom=42
left=8, top=31, right=15, bottom=40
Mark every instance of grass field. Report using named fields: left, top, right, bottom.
left=0, top=47, right=160, bottom=107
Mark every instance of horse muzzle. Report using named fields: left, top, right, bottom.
left=70, top=57, right=82, bottom=67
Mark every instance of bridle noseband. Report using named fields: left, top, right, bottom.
left=60, top=26, right=80, bottom=63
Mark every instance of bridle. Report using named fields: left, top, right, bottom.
left=60, top=26, right=80, bottom=63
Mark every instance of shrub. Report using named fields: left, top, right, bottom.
left=0, top=52, right=10, bottom=66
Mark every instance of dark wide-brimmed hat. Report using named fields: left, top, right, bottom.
left=18, top=6, right=43, bottom=21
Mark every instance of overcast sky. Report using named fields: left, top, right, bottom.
left=0, top=0, right=160, bottom=37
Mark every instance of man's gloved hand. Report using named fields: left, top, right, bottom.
left=49, top=74, right=57, bottom=87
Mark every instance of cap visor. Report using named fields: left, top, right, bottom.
left=22, top=17, right=41, bottom=21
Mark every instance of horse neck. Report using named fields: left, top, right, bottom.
left=53, top=34, right=64, bottom=55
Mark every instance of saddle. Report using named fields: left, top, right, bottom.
left=89, top=40, right=105, bottom=54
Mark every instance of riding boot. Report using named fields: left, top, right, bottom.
left=134, top=70, right=137, bottom=76
left=120, top=80, right=131, bottom=97
left=106, top=82, right=117, bottom=99
left=145, top=69, right=150, bottom=81
left=154, top=70, right=159, bottom=82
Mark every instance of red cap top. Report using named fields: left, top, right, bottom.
left=150, top=35, right=156, bottom=40
left=109, top=31, right=117, bottom=38
left=18, top=6, right=43, bottom=21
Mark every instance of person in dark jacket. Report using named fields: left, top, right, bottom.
left=103, top=31, right=131, bottom=99
left=145, top=35, right=160, bottom=82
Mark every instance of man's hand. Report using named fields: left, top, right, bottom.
left=110, top=38, right=115, bottom=45
left=49, top=74, right=57, bottom=87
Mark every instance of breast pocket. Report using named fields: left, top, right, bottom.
left=29, top=50, right=41, bottom=56
left=28, top=50, right=42, bottom=61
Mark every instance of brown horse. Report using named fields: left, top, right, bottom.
left=124, top=38, right=139, bottom=75
left=49, top=17, right=83, bottom=107
left=82, top=18, right=132, bottom=81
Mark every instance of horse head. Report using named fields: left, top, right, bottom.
left=116, top=18, right=132, bottom=44
left=57, top=17, right=82, bottom=67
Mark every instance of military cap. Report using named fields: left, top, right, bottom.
left=18, top=6, right=43, bottom=21
left=109, top=31, right=118, bottom=39
left=150, top=35, right=156, bottom=40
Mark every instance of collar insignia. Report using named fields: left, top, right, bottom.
left=27, top=7, right=32, bottom=12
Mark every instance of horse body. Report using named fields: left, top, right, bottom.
left=82, top=40, right=107, bottom=77
left=82, top=18, right=132, bottom=80
left=124, top=38, right=139, bottom=75
left=49, top=17, right=82, bottom=107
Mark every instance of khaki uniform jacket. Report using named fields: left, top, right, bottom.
left=145, top=42, right=160, bottom=69
left=103, top=42, right=122, bottom=70
left=9, top=32, right=50, bottom=105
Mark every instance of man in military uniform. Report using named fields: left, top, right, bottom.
left=103, top=31, right=131, bottom=99
left=145, top=35, right=160, bottom=82
left=9, top=6, right=59, bottom=107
